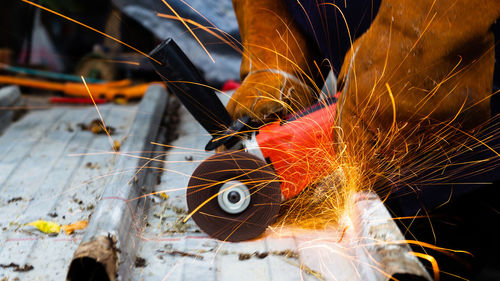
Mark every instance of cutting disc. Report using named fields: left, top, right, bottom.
left=187, top=151, right=281, bottom=242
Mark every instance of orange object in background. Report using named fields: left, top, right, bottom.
left=49, top=97, right=108, bottom=104
left=0, top=49, right=11, bottom=64
left=0, top=75, right=163, bottom=101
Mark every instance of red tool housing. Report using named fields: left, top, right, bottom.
left=255, top=98, right=338, bottom=199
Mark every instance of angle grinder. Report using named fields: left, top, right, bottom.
left=150, top=38, right=338, bottom=242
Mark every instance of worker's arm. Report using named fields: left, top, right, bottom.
left=337, top=0, right=500, bottom=192
left=226, top=0, right=317, bottom=121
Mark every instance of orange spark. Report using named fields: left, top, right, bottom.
left=160, top=0, right=215, bottom=63
left=410, top=252, right=440, bottom=281
left=81, top=76, right=116, bottom=151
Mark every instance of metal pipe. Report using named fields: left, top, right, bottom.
left=66, top=85, right=169, bottom=281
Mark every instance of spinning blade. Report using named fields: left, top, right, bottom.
left=186, top=151, right=281, bottom=242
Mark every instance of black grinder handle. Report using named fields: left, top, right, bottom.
left=149, top=38, right=233, bottom=135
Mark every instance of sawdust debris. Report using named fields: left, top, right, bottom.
left=235, top=250, right=298, bottom=261
left=7, top=197, right=22, bottom=204
left=156, top=250, right=204, bottom=260
left=62, top=220, right=88, bottom=235
left=26, top=220, right=60, bottom=234
left=113, top=139, right=121, bottom=151
left=0, top=263, right=34, bottom=272
left=77, top=119, right=115, bottom=135
left=134, top=257, right=146, bottom=268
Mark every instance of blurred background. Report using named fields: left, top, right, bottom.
left=0, top=0, right=241, bottom=88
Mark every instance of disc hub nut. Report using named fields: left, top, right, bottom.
left=217, top=181, right=251, bottom=214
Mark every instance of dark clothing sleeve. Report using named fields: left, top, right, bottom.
left=284, top=0, right=381, bottom=74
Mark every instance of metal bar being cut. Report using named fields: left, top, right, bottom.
left=66, top=85, right=169, bottom=281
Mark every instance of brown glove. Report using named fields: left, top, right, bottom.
left=338, top=0, right=499, bottom=153
left=227, top=0, right=317, bottom=121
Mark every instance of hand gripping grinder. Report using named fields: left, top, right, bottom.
left=150, top=38, right=338, bottom=242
